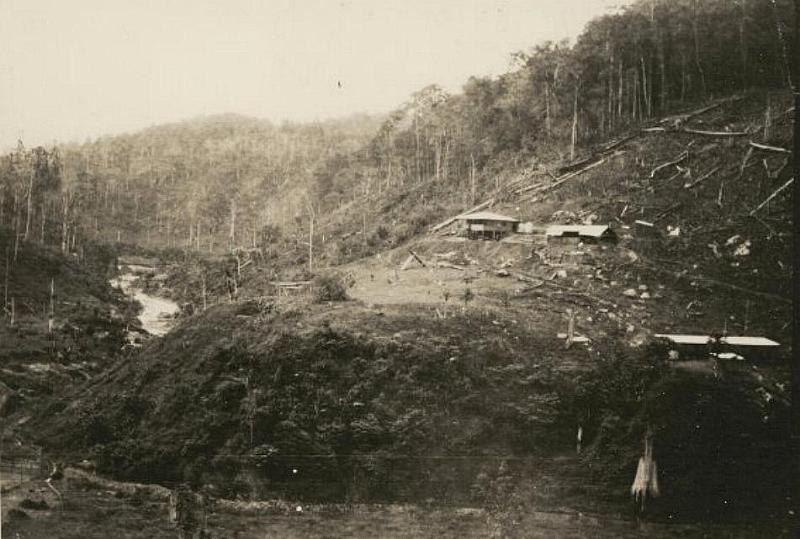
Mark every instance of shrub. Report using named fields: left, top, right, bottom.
left=312, top=273, right=349, bottom=303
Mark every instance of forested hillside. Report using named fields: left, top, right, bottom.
left=1, top=1, right=795, bottom=534
left=0, top=0, right=793, bottom=265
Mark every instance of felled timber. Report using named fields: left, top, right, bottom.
left=681, top=128, right=748, bottom=137
left=430, top=198, right=495, bottom=233
left=269, top=280, right=312, bottom=288
left=750, top=177, right=794, bottom=216
left=683, top=166, right=720, bottom=189
left=748, top=141, right=791, bottom=154
left=436, top=261, right=466, bottom=271
left=650, top=151, right=688, bottom=178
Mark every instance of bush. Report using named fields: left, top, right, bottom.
left=312, top=273, right=349, bottom=303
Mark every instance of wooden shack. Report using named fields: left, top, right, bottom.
left=457, top=212, right=519, bottom=240
left=545, top=225, right=617, bottom=245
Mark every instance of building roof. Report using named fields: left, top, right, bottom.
left=457, top=211, right=519, bottom=223
left=654, top=334, right=780, bottom=347
left=654, top=334, right=714, bottom=345
left=720, top=336, right=780, bottom=347
left=545, top=225, right=613, bottom=238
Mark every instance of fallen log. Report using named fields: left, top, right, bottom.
left=429, top=198, right=494, bottom=233
left=436, top=261, right=466, bottom=271
left=400, top=255, right=417, bottom=271
left=683, top=166, right=720, bottom=189
left=659, top=95, right=745, bottom=126
left=748, top=141, right=791, bottom=154
left=408, top=250, right=426, bottom=267
left=514, top=181, right=545, bottom=195
left=597, top=133, right=639, bottom=154
left=681, top=128, right=748, bottom=137
left=269, top=280, right=312, bottom=288
left=650, top=151, right=688, bottom=178
left=652, top=203, right=682, bottom=223
left=749, top=177, right=794, bottom=216
left=529, top=155, right=614, bottom=198
left=738, top=147, right=754, bottom=180
left=556, top=134, right=635, bottom=175
left=512, top=272, right=544, bottom=286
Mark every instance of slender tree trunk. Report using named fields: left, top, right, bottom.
left=769, top=0, right=793, bottom=90
left=414, top=114, right=421, bottom=183
left=692, top=0, right=707, bottom=98
left=48, top=278, right=54, bottom=333
left=617, top=61, right=624, bottom=120
left=61, top=192, right=69, bottom=254
left=470, top=152, right=476, bottom=204
left=3, top=247, right=9, bottom=311
left=24, top=171, right=33, bottom=240
left=681, top=52, right=687, bottom=102
left=443, top=137, right=450, bottom=180
left=641, top=56, right=651, bottom=118
left=40, top=200, right=46, bottom=244
left=308, top=214, right=314, bottom=273
left=658, top=33, right=667, bottom=111
left=763, top=95, right=772, bottom=141
left=544, top=80, right=552, bottom=138
left=570, top=77, right=580, bottom=161
left=229, top=198, right=237, bottom=250
left=434, top=136, right=441, bottom=181
left=608, top=61, right=614, bottom=130
left=738, top=0, right=748, bottom=88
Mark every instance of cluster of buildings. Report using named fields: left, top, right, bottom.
left=454, top=211, right=616, bottom=245
left=451, top=210, right=782, bottom=362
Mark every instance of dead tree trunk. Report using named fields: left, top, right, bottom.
left=692, top=0, right=707, bottom=98
left=770, top=0, right=794, bottom=90
left=24, top=170, right=33, bottom=240
left=308, top=214, right=314, bottom=273
left=470, top=152, right=477, bottom=204
left=570, top=77, right=580, bottom=161
left=48, top=278, right=54, bottom=333
left=3, top=247, right=8, bottom=311
left=229, top=198, right=237, bottom=250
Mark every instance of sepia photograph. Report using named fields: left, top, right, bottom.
left=0, top=0, right=796, bottom=537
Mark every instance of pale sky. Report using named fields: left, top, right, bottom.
left=0, top=0, right=628, bottom=149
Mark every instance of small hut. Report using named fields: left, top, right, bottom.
left=457, top=212, right=519, bottom=240
left=545, top=225, right=617, bottom=245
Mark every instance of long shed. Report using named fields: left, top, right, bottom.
left=545, top=225, right=617, bottom=244
left=457, top=211, right=519, bottom=240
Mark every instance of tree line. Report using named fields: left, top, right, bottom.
left=0, top=0, right=793, bottom=263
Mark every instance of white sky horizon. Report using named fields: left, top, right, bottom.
left=0, top=0, right=629, bottom=151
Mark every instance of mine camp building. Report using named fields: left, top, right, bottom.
left=545, top=224, right=617, bottom=245
left=457, top=211, right=520, bottom=240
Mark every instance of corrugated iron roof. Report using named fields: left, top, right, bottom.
left=545, top=225, right=612, bottom=238
left=457, top=211, right=519, bottom=222
left=720, top=336, right=780, bottom=347
left=655, top=334, right=780, bottom=347
left=655, top=334, right=714, bottom=345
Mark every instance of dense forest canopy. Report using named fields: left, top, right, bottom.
left=0, top=0, right=793, bottom=259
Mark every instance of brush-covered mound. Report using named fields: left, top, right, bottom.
left=38, top=297, right=633, bottom=503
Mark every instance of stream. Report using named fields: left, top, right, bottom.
left=110, top=263, right=180, bottom=337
